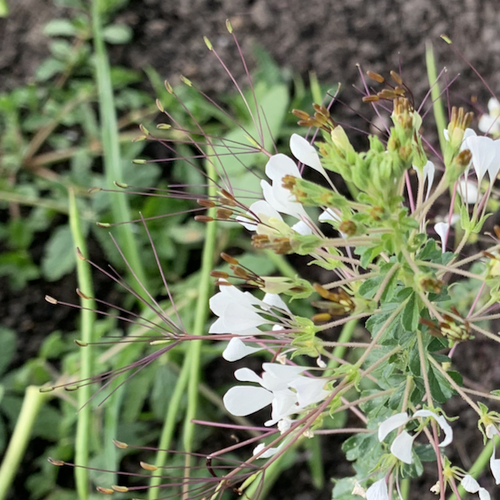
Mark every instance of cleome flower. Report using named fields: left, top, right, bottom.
left=479, top=97, right=500, bottom=136
left=223, top=362, right=328, bottom=427
left=365, top=478, right=388, bottom=500
left=377, top=409, right=453, bottom=464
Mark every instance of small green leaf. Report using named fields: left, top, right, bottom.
left=44, top=19, right=78, bottom=37
left=103, top=24, right=133, bottom=44
left=401, top=292, right=420, bottom=331
left=41, top=225, right=76, bottom=281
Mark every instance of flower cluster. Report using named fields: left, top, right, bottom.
left=47, top=27, right=500, bottom=500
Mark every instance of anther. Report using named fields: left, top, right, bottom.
left=221, top=253, right=239, bottom=265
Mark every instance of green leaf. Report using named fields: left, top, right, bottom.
left=44, top=19, right=78, bottom=37
left=401, top=291, right=420, bottom=331
left=102, top=24, right=133, bottom=44
left=0, top=327, right=16, bottom=376
left=41, top=225, right=76, bottom=281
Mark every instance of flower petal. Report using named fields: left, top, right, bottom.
left=265, top=153, right=301, bottom=181
left=262, top=293, right=290, bottom=313
left=378, top=412, right=409, bottom=442
left=458, top=179, right=479, bottom=204
left=222, top=338, right=262, bottom=362
left=366, top=478, right=388, bottom=500
left=223, top=386, right=273, bottom=416
left=234, top=367, right=262, bottom=383
left=490, top=447, right=500, bottom=484
left=434, top=222, right=449, bottom=249
left=479, top=487, right=491, bottom=500
left=413, top=409, right=453, bottom=447
left=252, top=443, right=279, bottom=458
left=461, top=475, right=480, bottom=494
left=290, top=133, right=328, bottom=179
left=288, top=376, right=327, bottom=408
left=390, top=430, right=415, bottom=464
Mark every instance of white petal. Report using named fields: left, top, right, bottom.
left=490, top=448, right=500, bottom=484
left=290, top=134, right=328, bottom=179
left=413, top=410, right=453, bottom=447
left=265, top=153, right=301, bottom=181
left=262, top=293, right=290, bottom=314
left=252, top=443, right=279, bottom=458
left=366, top=478, right=388, bottom=500
left=487, top=140, right=500, bottom=180
left=221, top=302, right=268, bottom=330
left=291, top=220, right=313, bottom=235
left=479, top=487, right=491, bottom=500
left=288, top=376, right=327, bottom=408
left=223, top=386, right=273, bottom=416
left=466, top=135, right=496, bottom=183
left=378, top=412, right=409, bottom=442
left=434, top=222, right=449, bottom=248
left=488, top=98, right=500, bottom=114
left=458, top=179, right=479, bottom=204
left=209, top=316, right=260, bottom=335
left=238, top=200, right=283, bottom=231
left=390, top=430, right=415, bottom=464
left=222, top=338, right=262, bottom=362
left=261, top=363, right=306, bottom=391
left=423, top=161, right=435, bottom=200
left=319, top=208, right=341, bottom=223
left=461, top=475, right=480, bottom=493
left=261, top=179, right=307, bottom=220
left=479, top=114, right=500, bottom=135
left=234, top=367, right=262, bottom=383
left=269, top=389, right=298, bottom=424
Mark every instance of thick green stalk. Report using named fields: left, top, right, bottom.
left=69, top=188, right=96, bottom=500
left=425, top=41, right=447, bottom=155
left=0, top=387, right=49, bottom=500
left=91, top=0, right=149, bottom=299
left=181, top=157, right=218, bottom=498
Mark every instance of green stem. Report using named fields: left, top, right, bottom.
left=91, top=0, right=149, bottom=300
left=425, top=41, right=447, bottom=155
left=0, top=387, right=50, bottom=500
left=69, top=188, right=96, bottom=500
left=181, top=156, right=218, bottom=499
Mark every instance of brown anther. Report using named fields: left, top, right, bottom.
left=48, top=458, right=64, bottom=466
left=45, top=295, right=58, bottom=305
left=197, top=199, right=216, bottom=208
left=96, top=487, right=114, bottom=494
left=210, top=271, right=229, bottom=279
left=362, top=95, right=380, bottom=103
left=456, top=149, right=472, bottom=167
left=378, top=89, right=397, bottom=100
left=194, top=215, right=214, bottom=223
left=221, top=252, right=239, bottom=265
left=494, top=225, right=500, bottom=240
left=113, top=439, right=128, bottom=449
left=140, top=462, right=158, bottom=471
left=232, top=267, right=250, bottom=279
left=282, top=174, right=297, bottom=190
left=76, top=288, right=92, bottom=300
left=339, top=220, right=357, bottom=236
left=112, top=486, right=129, bottom=493
left=251, top=235, right=292, bottom=254
left=312, top=313, right=333, bottom=324
left=215, top=280, right=233, bottom=286
left=292, top=109, right=311, bottom=120
left=366, top=70, right=385, bottom=83
left=483, top=251, right=496, bottom=260
left=390, top=70, right=403, bottom=85
left=76, top=248, right=86, bottom=261
left=219, top=189, right=236, bottom=203
left=420, top=277, right=443, bottom=294
left=313, top=283, right=334, bottom=300
left=394, top=86, right=406, bottom=96
left=216, top=208, right=233, bottom=220
left=313, top=103, right=330, bottom=118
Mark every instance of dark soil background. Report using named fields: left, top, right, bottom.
left=2, top=0, right=500, bottom=499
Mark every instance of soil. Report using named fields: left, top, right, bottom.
left=2, top=0, right=500, bottom=499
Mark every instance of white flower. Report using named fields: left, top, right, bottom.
left=378, top=410, right=453, bottom=464
left=490, top=445, right=500, bottom=484
left=209, top=284, right=289, bottom=336
left=365, top=478, right=388, bottom=500
left=479, top=98, right=500, bottom=136
left=460, top=475, right=491, bottom=500
left=462, top=132, right=500, bottom=183
left=222, top=337, right=262, bottom=362
left=223, top=363, right=328, bottom=426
